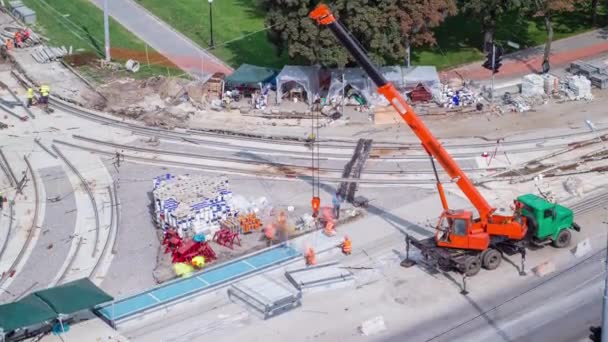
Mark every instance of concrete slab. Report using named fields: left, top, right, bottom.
left=229, top=274, right=302, bottom=319
left=285, top=262, right=354, bottom=292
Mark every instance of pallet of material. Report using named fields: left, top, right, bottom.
left=589, top=74, right=608, bottom=89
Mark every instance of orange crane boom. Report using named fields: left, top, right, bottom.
left=309, top=4, right=527, bottom=252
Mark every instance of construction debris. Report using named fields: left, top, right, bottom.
left=359, top=316, right=387, bottom=336
left=521, top=74, right=545, bottom=97
left=563, top=75, right=593, bottom=101
left=569, top=60, right=608, bottom=89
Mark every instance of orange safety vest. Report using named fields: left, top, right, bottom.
left=305, top=247, right=316, bottom=265
left=5, top=39, right=11, bottom=50
left=342, top=238, right=352, bottom=254
left=265, top=225, right=276, bottom=240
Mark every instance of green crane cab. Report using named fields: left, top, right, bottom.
left=517, top=193, right=580, bottom=248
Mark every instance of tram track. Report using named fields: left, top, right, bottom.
left=0, top=156, right=40, bottom=289
left=49, top=96, right=608, bottom=158
left=70, top=135, right=503, bottom=176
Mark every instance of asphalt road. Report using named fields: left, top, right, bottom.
left=88, top=0, right=232, bottom=78
left=387, top=248, right=605, bottom=342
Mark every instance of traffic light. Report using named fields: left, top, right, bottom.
left=482, top=52, right=493, bottom=71
left=481, top=44, right=503, bottom=74
left=494, top=46, right=503, bottom=74
left=590, top=326, right=601, bottom=342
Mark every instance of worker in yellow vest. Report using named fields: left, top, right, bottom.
left=39, top=85, right=49, bottom=104
left=26, top=87, right=33, bottom=108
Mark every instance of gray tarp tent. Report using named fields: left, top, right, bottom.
left=276, top=65, right=320, bottom=104
left=402, top=66, right=440, bottom=90
left=0, top=278, right=113, bottom=334
left=327, top=65, right=441, bottom=106
left=327, top=67, right=374, bottom=105
left=225, top=63, right=278, bottom=86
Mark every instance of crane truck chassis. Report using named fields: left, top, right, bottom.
left=403, top=194, right=580, bottom=276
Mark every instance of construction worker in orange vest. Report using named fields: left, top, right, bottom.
left=305, top=247, right=316, bottom=266
left=5, top=38, right=12, bottom=50
left=14, top=31, right=21, bottom=48
left=22, top=28, right=30, bottom=43
left=341, top=235, right=352, bottom=255
left=264, top=224, right=276, bottom=246
left=323, top=220, right=335, bottom=236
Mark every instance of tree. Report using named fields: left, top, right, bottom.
left=533, top=0, right=580, bottom=72
left=591, top=0, right=599, bottom=25
left=462, top=0, right=527, bottom=51
left=262, top=0, right=456, bottom=67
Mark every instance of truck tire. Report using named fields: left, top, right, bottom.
left=524, top=215, right=538, bottom=241
left=482, top=249, right=502, bottom=270
left=463, top=256, right=481, bottom=276
left=552, top=229, right=572, bottom=248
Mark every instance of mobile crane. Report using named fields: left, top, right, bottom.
left=309, top=4, right=579, bottom=276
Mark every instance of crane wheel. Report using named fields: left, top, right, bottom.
left=481, top=249, right=502, bottom=270
left=463, top=256, right=481, bottom=276
left=552, top=229, right=571, bottom=248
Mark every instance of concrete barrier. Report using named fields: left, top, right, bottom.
left=572, top=238, right=592, bottom=258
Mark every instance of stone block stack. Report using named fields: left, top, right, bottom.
left=152, top=174, right=235, bottom=239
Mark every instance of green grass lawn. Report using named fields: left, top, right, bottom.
left=137, top=0, right=599, bottom=70
left=21, top=0, right=183, bottom=80
left=415, top=8, right=596, bottom=69
left=136, top=0, right=289, bottom=68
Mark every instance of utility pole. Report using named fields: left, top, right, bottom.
left=491, top=43, right=495, bottom=105
left=208, top=0, right=215, bottom=48
left=602, top=219, right=608, bottom=342
left=406, top=43, right=411, bottom=68
left=103, top=0, right=110, bottom=62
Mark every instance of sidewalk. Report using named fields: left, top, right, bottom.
left=88, top=0, right=232, bottom=78
left=441, top=29, right=608, bottom=82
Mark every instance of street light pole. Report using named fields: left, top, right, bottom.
left=208, top=0, right=214, bottom=48
left=490, top=43, right=495, bottom=105
left=103, top=0, right=110, bottom=62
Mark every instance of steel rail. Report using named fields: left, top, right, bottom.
left=0, top=147, right=18, bottom=186
left=90, top=185, right=115, bottom=279
left=0, top=156, right=40, bottom=288
left=52, top=144, right=101, bottom=258
left=69, top=135, right=504, bottom=175
left=49, top=96, right=608, bottom=153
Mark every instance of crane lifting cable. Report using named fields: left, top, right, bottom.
left=311, top=100, right=321, bottom=218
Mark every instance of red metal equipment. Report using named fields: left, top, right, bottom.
left=213, top=227, right=241, bottom=249
left=309, top=4, right=528, bottom=253
left=171, top=240, right=217, bottom=264
left=162, top=229, right=182, bottom=254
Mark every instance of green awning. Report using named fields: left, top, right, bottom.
left=0, top=278, right=113, bottom=332
left=35, top=278, right=113, bottom=315
left=0, top=294, right=56, bottom=332
left=225, top=63, right=278, bottom=85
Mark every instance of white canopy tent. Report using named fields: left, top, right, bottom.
left=276, top=65, right=321, bottom=105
